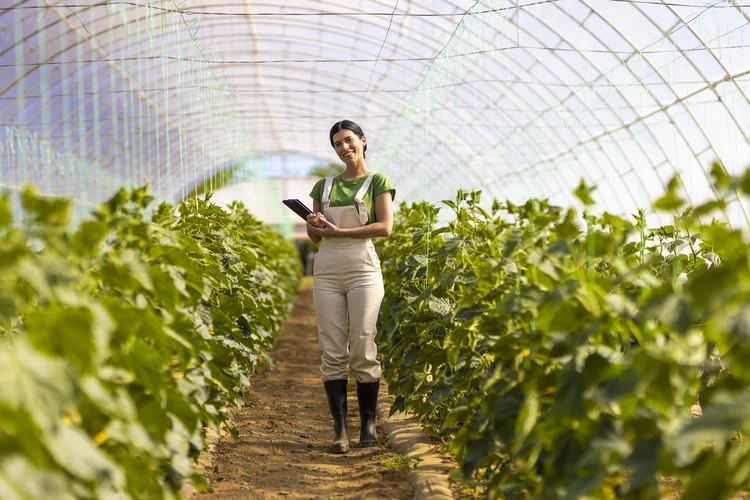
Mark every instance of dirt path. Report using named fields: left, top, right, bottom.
left=195, top=277, right=412, bottom=500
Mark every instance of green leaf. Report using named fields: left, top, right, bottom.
left=573, top=180, right=596, bottom=206
left=0, top=341, right=78, bottom=431
left=462, top=436, right=494, bottom=477
left=21, top=188, right=71, bottom=234
left=709, top=161, right=732, bottom=189
left=441, top=199, right=458, bottom=211
left=24, top=304, right=113, bottom=375
left=622, top=436, right=660, bottom=490
left=0, top=195, right=12, bottom=228
left=692, top=199, right=726, bottom=218
left=680, top=455, right=727, bottom=500
left=653, top=192, right=685, bottom=212
left=0, top=455, right=74, bottom=500
left=554, top=209, right=580, bottom=240
left=426, top=296, right=452, bottom=317
left=120, top=250, right=153, bottom=292
left=512, top=387, right=538, bottom=453
left=45, top=425, right=125, bottom=486
left=73, top=220, right=109, bottom=256
left=641, top=293, right=693, bottom=334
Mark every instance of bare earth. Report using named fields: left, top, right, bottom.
left=194, top=277, right=412, bottom=500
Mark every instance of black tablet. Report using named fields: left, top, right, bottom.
left=282, top=199, right=314, bottom=221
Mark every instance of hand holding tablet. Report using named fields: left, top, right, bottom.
left=283, top=199, right=328, bottom=227
left=282, top=199, right=314, bottom=220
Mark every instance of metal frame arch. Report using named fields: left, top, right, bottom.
left=655, top=1, right=750, bottom=223
left=382, top=8, right=601, bottom=199
left=3, top=0, right=750, bottom=220
left=512, top=0, right=746, bottom=222
left=402, top=4, right=644, bottom=208
left=5, top=1, right=488, bottom=178
left=560, top=0, right=748, bottom=217
left=3, top=2, right=213, bottom=164
left=469, top=2, right=672, bottom=207
left=2, top=1, right=251, bottom=195
left=468, top=0, right=709, bottom=212
left=50, top=0, right=469, bottom=67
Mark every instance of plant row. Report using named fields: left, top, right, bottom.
left=0, top=187, right=301, bottom=498
left=376, top=163, right=750, bottom=499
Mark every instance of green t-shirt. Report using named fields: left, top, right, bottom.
left=309, top=172, right=396, bottom=225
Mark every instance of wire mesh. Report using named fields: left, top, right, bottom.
left=1, top=0, right=254, bottom=217
left=370, top=0, right=750, bottom=228
left=1, top=0, right=749, bottom=226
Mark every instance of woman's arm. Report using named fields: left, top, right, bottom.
left=308, top=191, right=393, bottom=239
left=306, top=200, right=323, bottom=243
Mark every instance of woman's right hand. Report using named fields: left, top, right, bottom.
left=306, top=212, right=327, bottom=228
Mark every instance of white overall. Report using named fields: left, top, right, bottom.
left=313, top=174, right=384, bottom=383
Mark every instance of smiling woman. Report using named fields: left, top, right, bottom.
left=304, top=120, right=396, bottom=454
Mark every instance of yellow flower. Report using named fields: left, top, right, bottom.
left=94, top=429, right=108, bottom=445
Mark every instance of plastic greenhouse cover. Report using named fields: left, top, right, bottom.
left=0, top=0, right=748, bottom=228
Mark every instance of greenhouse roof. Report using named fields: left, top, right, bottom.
left=2, top=0, right=750, bottom=225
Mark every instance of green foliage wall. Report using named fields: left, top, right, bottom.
left=0, top=187, right=301, bottom=498
left=376, top=164, right=750, bottom=499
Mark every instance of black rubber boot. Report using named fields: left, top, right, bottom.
left=323, top=379, right=350, bottom=454
left=356, top=380, right=379, bottom=445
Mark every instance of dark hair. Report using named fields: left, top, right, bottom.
left=329, top=120, right=367, bottom=158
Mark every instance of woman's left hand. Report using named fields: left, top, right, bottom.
left=308, top=220, right=342, bottom=237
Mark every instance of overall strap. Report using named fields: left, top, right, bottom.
left=321, top=177, right=334, bottom=213
left=353, top=174, right=375, bottom=225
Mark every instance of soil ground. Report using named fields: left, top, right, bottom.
left=194, top=277, right=413, bottom=500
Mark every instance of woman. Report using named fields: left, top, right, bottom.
left=306, top=120, right=395, bottom=454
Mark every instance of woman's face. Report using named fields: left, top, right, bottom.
left=332, top=129, right=366, bottom=166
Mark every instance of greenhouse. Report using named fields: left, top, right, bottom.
left=2, top=0, right=750, bottom=498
